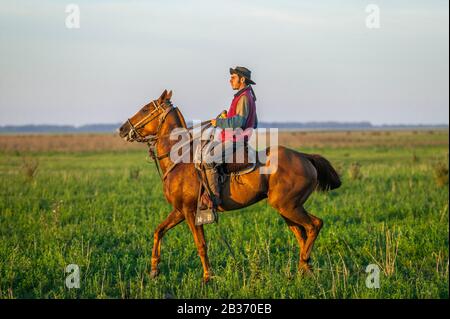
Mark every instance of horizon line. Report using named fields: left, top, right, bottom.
left=0, top=121, right=448, bottom=128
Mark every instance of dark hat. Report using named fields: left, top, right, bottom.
left=229, top=66, right=256, bottom=85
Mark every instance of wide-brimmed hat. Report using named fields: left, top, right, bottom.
left=229, top=66, right=256, bottom=85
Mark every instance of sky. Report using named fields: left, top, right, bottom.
left=0, top=0, right=448, bottom=126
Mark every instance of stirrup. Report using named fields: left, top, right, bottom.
left=195, top=206, right=218, bottom=226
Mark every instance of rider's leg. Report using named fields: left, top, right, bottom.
left=201, top=140, right=227, bottom=208
left=204, top=164, right=222, bottom=207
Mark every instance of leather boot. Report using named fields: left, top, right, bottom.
left=204, top=166, right=222, bottom=208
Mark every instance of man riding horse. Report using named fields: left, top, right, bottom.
left=200, top=66, right=258, bottom=219
left=119, top=73, right=341, bottom=282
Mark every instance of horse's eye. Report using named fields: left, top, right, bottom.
left=142, top=108, right=149, bottom=114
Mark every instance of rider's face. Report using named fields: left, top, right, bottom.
left=229, top=74, right=244, bottom=90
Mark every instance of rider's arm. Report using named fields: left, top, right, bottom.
left=214, top=95, right=249, bottom=129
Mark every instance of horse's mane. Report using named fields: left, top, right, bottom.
left=169, top=104, right=197, bottom=161
left=173, top=105, right=188, bottom=129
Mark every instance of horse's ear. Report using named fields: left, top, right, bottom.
left=166, top=90, right=173, bottom=100
left=158, top=89, right=168, bottom=102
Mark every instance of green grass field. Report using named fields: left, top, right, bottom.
left=0, top=133, right=448, bottom=298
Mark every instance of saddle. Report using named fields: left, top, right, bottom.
left=220, top=142, right=259, bottom=175
left=194, top=141, right=259, bottom=176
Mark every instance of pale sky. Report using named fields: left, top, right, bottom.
left=0, top=0, right=448, bottom=126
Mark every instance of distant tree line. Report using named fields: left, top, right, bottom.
left=0, top=122, right=448, bottom=133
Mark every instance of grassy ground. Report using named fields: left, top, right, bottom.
left=0, top=131, right=448, bottom=298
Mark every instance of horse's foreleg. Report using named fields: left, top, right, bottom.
left=150, top=209, right=185, bottom=278
left=185, top=210, right=212, bottom=283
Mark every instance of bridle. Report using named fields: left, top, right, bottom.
left=126, top=99, right=212, bottom=181
left=126, top=99, right=174, bottom=143
left=125, top=99, right=178, bottom=180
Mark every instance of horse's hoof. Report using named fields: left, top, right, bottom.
left=299, top=263, right=313, bottom=276
left=202, top=274, right=213, bottom=284
left=150, top=269, right=160, bottom=279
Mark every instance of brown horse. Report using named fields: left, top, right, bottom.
left=119, top=90, right=341, bottom=283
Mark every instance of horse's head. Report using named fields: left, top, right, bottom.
left=119, top=89, right=173, bottom=142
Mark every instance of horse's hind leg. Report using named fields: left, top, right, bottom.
left=281, top=216, right=307, bottom=270
left=150, top=209, right=185, bottom=278
left=279, top=206, right=323, bottom=272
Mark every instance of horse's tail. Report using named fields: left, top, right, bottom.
left=303, top=153, right=342, bottom=192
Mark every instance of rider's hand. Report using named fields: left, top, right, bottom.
left=212, top=110, right=226, bottom=127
